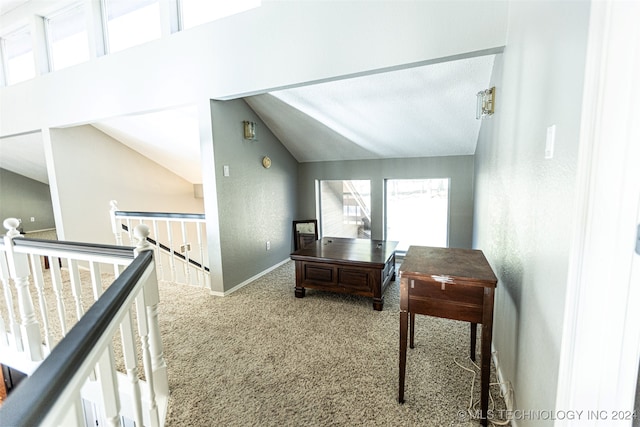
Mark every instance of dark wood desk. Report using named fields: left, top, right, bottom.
left=290, top=237, right=398, bottom=311
left=398, top=246, right=497, bottom=426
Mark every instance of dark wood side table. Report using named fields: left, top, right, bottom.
left=398, top=246, right=497, bottom=426
left=291, top=237, right=398, bottom=311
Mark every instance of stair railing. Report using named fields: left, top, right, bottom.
left=110, top=200, right=210, bottom=289
left=0, top=219, right=169, bottom=427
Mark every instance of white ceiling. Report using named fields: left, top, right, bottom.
left=248, top=54, right=495, bottom=162
left=0, top=131, right=48, bottom=183
left=92, top=105, right=201, bottom=183
left=0, top=54, right=495, bottom=185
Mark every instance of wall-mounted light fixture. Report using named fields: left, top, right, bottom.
left=476, top=87, right=496, bottom=119
left=243, top=120, right=256, bottom=140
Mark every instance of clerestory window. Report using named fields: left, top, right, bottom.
left=104, top=0, right=161, bottom=53
left=179, top=0, right=261, bottom=30
left=1, top=27, right=35, bottom=85
left=46, top=3, right=90, bottom=71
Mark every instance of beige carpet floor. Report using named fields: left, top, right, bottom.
left=1, top=256, right=509, bottom=426
left=158, top=261, right=509, bottom=426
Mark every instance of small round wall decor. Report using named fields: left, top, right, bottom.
left=262, top=156, right=272, bottom=169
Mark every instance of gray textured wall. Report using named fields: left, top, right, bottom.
left=297, top=156, right=475, bottom=249
left=0, top=168, right=55, bottom=233
left=211, top=100, right=299, bottom=290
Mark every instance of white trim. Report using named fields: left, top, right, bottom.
left=491, top=343, right=517, bottom=427
left=556, top=0, right=640, bottom=422
left=23, top=228, right=57, bottom=234
left=209, top=258, right=290, bottom=297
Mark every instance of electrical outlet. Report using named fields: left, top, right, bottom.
left=266, top=241, right=271, bottom=251
left=30, top=217, right=35, bottom=222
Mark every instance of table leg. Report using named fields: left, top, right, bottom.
left=398, top=310, right=408, bottom=404
left=373, top=297, right=384, bottom=311
left=409, top=312, right=415, bottom=349
left=470, top=323, right=477, bottom=362
left=294, top=287, right=305, bottom=298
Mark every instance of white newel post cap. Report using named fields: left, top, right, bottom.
left=134, top=224, right=153, bottom=254
left=3, top=218, right=21, bottom=238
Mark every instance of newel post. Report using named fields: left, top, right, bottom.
left=110, top=200, right=123, bottom=246
left=3, top=218, right=43, bottom=361
left=134, top=225, right=169, bottom=400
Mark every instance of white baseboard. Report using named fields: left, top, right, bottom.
left=209, top=258, right=290, bottom=297
left=492, top=343, right=517, bottom=427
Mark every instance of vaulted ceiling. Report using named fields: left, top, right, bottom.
left=0, top=53, right=495, bottom=184
left=248, top=54, right=495, bottom=163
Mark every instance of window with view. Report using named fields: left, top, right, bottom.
left=105, top=0, right=161, bottom=53
left=385, top=178, right=449, bottom=252
left=46, top=4, right=90, bottom=71
left=2, top=28, right=35, bottom=85
left=319, top=180, right=371, bottom=239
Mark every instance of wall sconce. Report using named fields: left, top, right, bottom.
left=476, top=87, right=495, bottom=119
left=243, top=120, right=256, bottom=140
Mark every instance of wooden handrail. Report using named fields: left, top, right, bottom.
left=121, top=224, right=210, bottom=272
left=11, top=236, right=135, bottom=260
left=114, top=210, right=205, bottom=221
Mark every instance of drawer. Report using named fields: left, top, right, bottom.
left=407, top=278, right=484, bottom=323
left=338, top=268, right=371, bottom=292
left=408, top=278, right=484, bottom=306
left=304, top=264, right=335, bottom=283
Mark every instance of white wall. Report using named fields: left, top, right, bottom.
left=47, top=125, right=203, bottom=244
left=0, top=1, right=508, bottom=137
left=473, top=2, right=590, bottom=423
left=0, top=0, right=508, bottom=294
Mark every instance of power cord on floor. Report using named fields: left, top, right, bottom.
left=453, top=357, right=513, bottom=426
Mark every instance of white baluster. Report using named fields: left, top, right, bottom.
left=49, top=254, right=67, bottom=336
left=0, top=303, right=7, bottom=348
left=3, top=218, right=43, bottom=361
left=96, top=345, right=122, bottom=427
left=135, top=225, right=169, bottom=401
left=89, top=261, right=103, bottom=300
left=109, top=200, right=123, bottom=246
left=0, top=250, right=17, bottom=349
left=120, top=309, right=144, bottom=427
left=68, top=259, right=84, bottom=320
left=180, top=220, right=192, bottom=285
left=196, top=222, right=205, bottom=287
left=166, top=221, right=176, bottom=283
left=136, top=290, right=160, bottom=427
left=88, top=260, right=101, bottom=383
left=126, top=218, right=133, bottom=245
left=56, top=391, right=85, bottom=427
left=151, top=219, right=164, bottom=281
left=29, top=254, right=54, bottom=352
